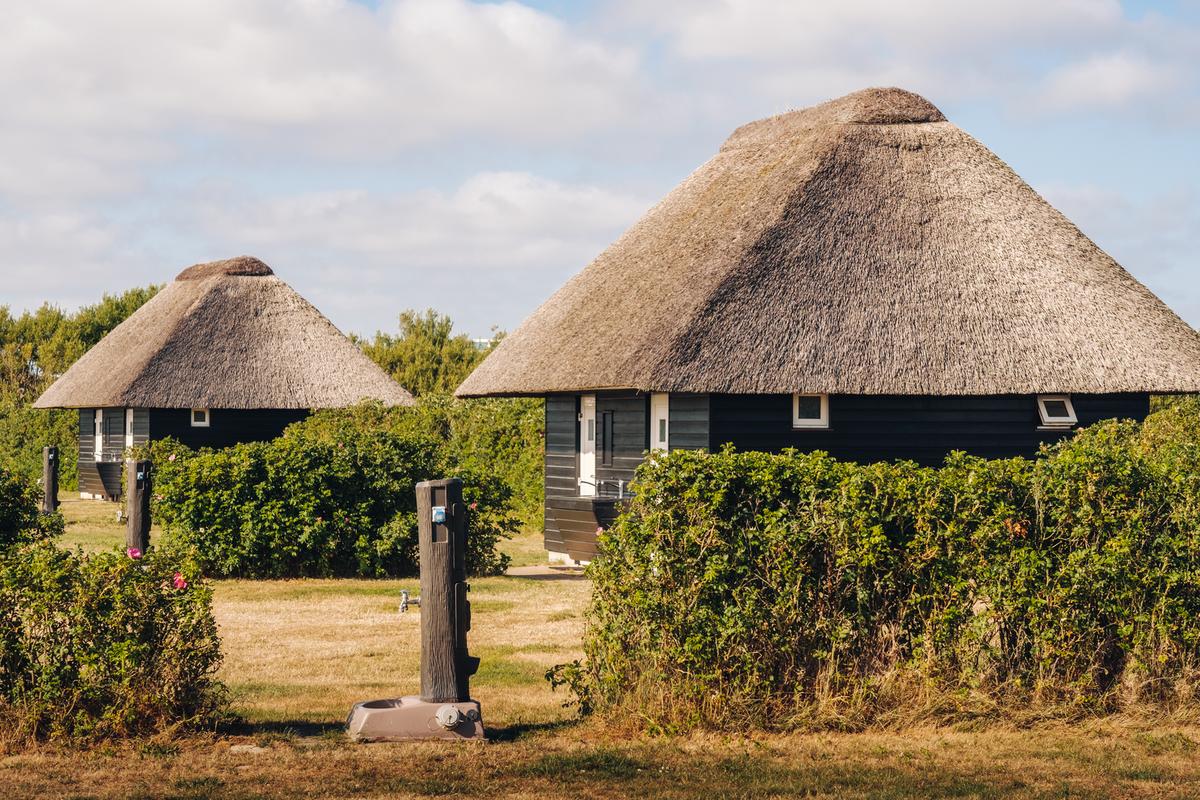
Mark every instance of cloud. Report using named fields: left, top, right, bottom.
left=0, top=0, right=640, bottom=200
left=1037, top=52, right=1181, bottom=111
left=618, top=0, right=1122, bottom=62
left=155, top=171, right=650, bottom=334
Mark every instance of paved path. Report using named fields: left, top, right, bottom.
left=504, top=564, right=587, bottom=580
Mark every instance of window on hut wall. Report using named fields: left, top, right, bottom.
left=191, top=408, right=210, bottom=428
left=1037, top=395, right=1077, bottom=428
left=650, top=393, right=669, bottom=451
left=792, top=393, right=829, bottom=429
left=93, top=409, right=103, bottom=461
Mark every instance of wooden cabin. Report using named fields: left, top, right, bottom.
left=35, top=257, right=413, bottom=500
left=456, top=87, right=1200, bottom=564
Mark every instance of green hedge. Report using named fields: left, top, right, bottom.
left=566, top=402, right=1200, bottom=730
left=0, top=474, right=224, bottom=744
left=0, top=467, right=63, bottom=549
left=146, top=405, right=517, bottom=578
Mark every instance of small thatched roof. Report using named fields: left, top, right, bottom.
left=457, top=87, right=1200, bottom=398
left=35, top=257, right=414, bottom=409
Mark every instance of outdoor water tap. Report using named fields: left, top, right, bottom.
left=399, top=589, right=421, bottom=613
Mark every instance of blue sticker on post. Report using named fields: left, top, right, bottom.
left=431, top=506, right=447, bottom=525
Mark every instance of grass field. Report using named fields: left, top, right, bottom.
left=6, top=497, right=1200, bottom=798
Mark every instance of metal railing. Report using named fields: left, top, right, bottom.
left=578, top=478, right=631, bottom=499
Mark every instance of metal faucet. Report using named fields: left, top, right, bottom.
left=400, top=589, right=421, bottom=613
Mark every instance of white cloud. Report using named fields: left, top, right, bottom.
left=0, top=0, right=640, bottom=199
left=188, top=171, right=646, bottom=266
left=619, top=0, right=1122, bottom=62
left=1038, top=52, right=1180, bottom=111
left=156, top=171, right=650, bottom=333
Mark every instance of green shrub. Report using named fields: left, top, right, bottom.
left=0, top=467, right=63, bottom=550
left=147, top=405, right=516, bottom=578
left=0, top=473, right=224, bottom=744
left=566, top=404, right=1200, bottom=730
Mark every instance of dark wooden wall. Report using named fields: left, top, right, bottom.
left=708, top=393, right=1151, bottom=465
left=76, top=407, right=305, bottom=498
left=148, top=408, right=309, bottom=450
left=543, top=392, right=647, bottom=561
left=540, top=390, right=1152, bottom=559
left=77, top=409, right=129, bottom=499
left=543, top=395, right=578, bottom=557
left=594, top=393, right=646, bottom=495
left=668, top=394, right=709, bottom=451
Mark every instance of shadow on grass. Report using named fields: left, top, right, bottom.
left=481, top=717, right=581, bottom=742
left=217, top=715, right=581, bottom=743
left=218, top=719, right=346, bottom=739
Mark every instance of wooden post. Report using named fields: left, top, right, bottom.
left=416, top=478, right=479, bottom=703
left=125, top=458, right=151, bottom=554
left=41, top=446, right=59, bottom=514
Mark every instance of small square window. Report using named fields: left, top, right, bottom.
left=1037, top=395, right=1076, bottom=428
left=792, top=393, right=829, bottom=429
left=191, top=408, right=210, bottom=428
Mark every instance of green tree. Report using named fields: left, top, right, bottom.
left=359, top=309, right=495, bottom=396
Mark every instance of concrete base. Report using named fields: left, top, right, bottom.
left=547, top=549, right=590, bottom=567
left=346, top=696, right=484, bottom=742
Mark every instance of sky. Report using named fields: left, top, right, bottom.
left=1, top=0, right=1198, bottom=339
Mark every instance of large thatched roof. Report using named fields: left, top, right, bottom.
left=457, top=87, right=1200, bottom=398
left=35, top=257, right=414, bottom=409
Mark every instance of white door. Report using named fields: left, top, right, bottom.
left=125, top=409, right=134, bottom=450
left=579, top=394, right=596, bottom=496
left=650, top=393, right=669, bottom=452
left=93, top=409, right=104, bottom=461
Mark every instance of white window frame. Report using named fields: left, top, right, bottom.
left=93, top=409, right=104, bottom=461
left=578, top=395, right=596, bottom=497
left=190, top=408, right=210, bottom=428
left=1037, top=394, right=1077, bottom=428
left=650, top=393, right=669, bottom=452
left=792, top=393, right=829, bottom=429
left=125, top=408, right=134, bottom=449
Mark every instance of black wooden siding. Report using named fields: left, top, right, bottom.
left=544, top=392, right=646, bottom=560
left=543, top=395, right=579, bottom=555
left=77, top=408, right=135, bottom=499
left=148, top=408, right=308, bottom=450
left=540, top=391, right=1151, bottom=560
left=76, top=407, right=304, bottom=499
left=668, top=394, right=709, bottom=450
left=708, top=393, right=1151, bottom=465
left=594, top=393, right=646, bottom=495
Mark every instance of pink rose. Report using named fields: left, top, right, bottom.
left=168, top=453, right=177, bottom=462
left=172, top=572, right=188, bottom=590
left=126, top=547, right=142, bottom=559
left=596, top=526, right=605, bottom=535
left=469, top=502, right=478, bottom=510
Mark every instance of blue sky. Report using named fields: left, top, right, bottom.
left=1, top=0, right=1197, bottom=338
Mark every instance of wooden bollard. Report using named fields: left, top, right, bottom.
left=416, top=478, right=479, bottom=703
left=345, top=477, right=484, bottom=740
left=41, top=446, right=59, bottom=514
left=125, top=459, right=151, bottom=554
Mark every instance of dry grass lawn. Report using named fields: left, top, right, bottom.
left=6, top=497, right=1200, bottom=798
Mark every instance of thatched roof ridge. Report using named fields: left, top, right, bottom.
left=35, top=257, right=414, bottom=409
left=457, top=87, right=1200, bottom=397
left=176, top=256, right=274, bottom=280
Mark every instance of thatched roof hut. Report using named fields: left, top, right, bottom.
left=457, top=87, right=1200, bottom=398
left=35, top=256, right=413, bottom=410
